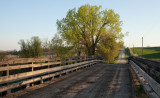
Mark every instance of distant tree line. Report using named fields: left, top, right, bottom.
left=18, top=35, right=74, bottom=58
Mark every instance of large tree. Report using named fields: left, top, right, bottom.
left=57, top=4, right=123, bottom=56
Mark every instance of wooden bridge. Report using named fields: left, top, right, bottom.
left=0, top=49, right=160, bottom=98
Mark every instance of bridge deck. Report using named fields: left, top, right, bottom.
left=6, top=49, right=133, bottom=98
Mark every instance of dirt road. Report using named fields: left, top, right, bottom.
left=12, top=49, right=133, bottom=98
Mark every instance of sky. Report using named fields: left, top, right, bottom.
left=0, top=0, right=160, bottom=50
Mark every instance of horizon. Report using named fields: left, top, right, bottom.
left=1, top=0, right=160, bottom=50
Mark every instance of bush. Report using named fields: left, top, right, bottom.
left=18, top=36, right=42, bottom=58
left=96, top=33, right=119, bottom=63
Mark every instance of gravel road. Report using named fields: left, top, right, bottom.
left=8, top=49, right=133, bottom=98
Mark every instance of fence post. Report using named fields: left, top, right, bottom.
left=72, top=58, right=75, bottom=64
left=31, top=62, right=34, bottom=86
left=77, top=57, right=80, bottom=63
left=66, top=59, right=68, bottom=65
left=26, top=84, right=30, bottom=88
left=84, top=56, right=86, bottom=61
left=45, top=61, right=49, bottom=68
left=7, top=89, right=11, bottom=94
left=79, top=57, right=81, bottom=62
left=57, top=59, right=61, bottom=66
left=6, top=63, right=9, bottom=76
left=40, top=77, right=43, bottom=84
left=82, top=57, right=84, bottom=62
left=32, top=62, right=34, bottom=72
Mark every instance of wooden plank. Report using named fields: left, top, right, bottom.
left=0, top=61, right=96, bottom=92
left=60, top=56, right=85, bottom=60
left=0, top=59, right=86, bottom=72
left=0, top=57, right=61, bottom=65
left=0, top=72, right=58, bottom=92
left=130, top=60, right=160, bottom=97
left=0, top=57, right=88, bottom=66
left=0, top=60, right=95, bottom=84
left=0, top=62, right=61, bottom=71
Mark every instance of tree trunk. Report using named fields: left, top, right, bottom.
left=77, top=51, right=81, bottom=56
left=87, top=48, right=92, bottom=56
left=87, top=45, right=95, bottom=56
left=91, top=45, right=95, bottom=55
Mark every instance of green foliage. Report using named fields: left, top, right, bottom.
left=118, top=41, right=124, bottom=48
left=109, top=50, right=120, bottom=64
left=57, top=4, right=123, bottom=56
left=42, top=39, right=50, bottom=52
left=18, top=36, right=42, bottom=58
left=96, top=33, right=119, bottom=63
left=131, top=47, right=160, bottom=60
left=50, top=34, right=74, bottom=57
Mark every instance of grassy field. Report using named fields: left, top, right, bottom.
left=131, top=47, right=160, bottom=60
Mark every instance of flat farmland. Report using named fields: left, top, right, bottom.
left=131, top=47, right=160, bottom=60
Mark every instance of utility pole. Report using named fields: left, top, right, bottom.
left=142, top=37, right=143, bottom=57
left=133, top=44, right=134, bottom=53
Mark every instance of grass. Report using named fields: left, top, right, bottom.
left=131, top=47, right=160, bottom=60
left=135, top=85, right=148, bottom=98
left=125, top=48, right=131, bottom=59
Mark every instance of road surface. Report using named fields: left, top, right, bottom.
left=7, top=49, right=133, bottom=98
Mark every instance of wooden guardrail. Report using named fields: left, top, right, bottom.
left=129, top=56, right=160, bottom=83
left=0, top=56, right=100, bottom=96
left=129, top=60, right=160, bottom=98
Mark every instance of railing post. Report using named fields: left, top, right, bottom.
left=45, top=61, right=49, bottom=68
left=77, top=57, right=80, bottom=63
left=66, top=59, right=68, bottom=65
left=26, top=84, right=30, bottom=88
left=31, top=62, right=34, bottom=86
left=32, top=62, right=34, bottom=72
left=40, top=77, right=43, bottom=84
left=72, top=58, right=75, bottom=64
left=7, top=89, right=11, bottom=94
left=79, top=57, right=81, bottom=62
left=6, top=63, right=9, bottom=76
left=57, top=59, right=60, bottom=66
left=82, top=57, right=84, bottom=62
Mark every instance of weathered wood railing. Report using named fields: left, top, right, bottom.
left=129, top=56, right=160, bottom=98
left=0, top=56, right=100, bottom=96
left=129, top=56, right=160, bottom=83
